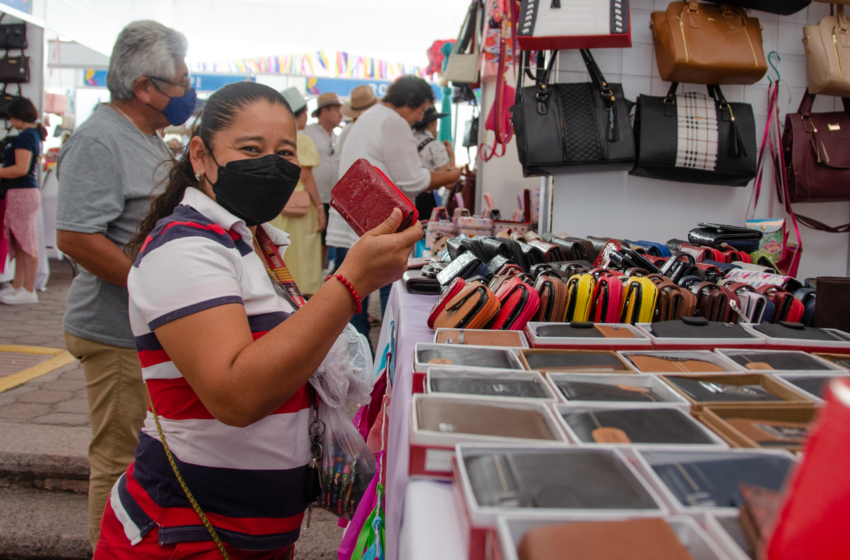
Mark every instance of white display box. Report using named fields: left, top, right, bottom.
left=409, top=395, right=567, bottom=480
left=425, top=368, right=559, bottom=403
left=715, top=348, right=846, bottom=373
left=546, top=373, right=692, bottom=410
left=414, top=343, right=524, bottom=373
left=635, top=323, right=765, bottom=351
left=618, top=350, right=745, bottom=375
left=551, top=403, right=728, bottom=449
left=630, top=448, right=796, bottom=515
left=433, top=328, right=529, bottom=348
left=774, top=373, right=850, bottom=405
left=495, top=515, right=731, bottom=560
left=524, top=322, right=652, bottom=349
left=453, top=443, right=669, bottom=560
left=702, top=513, right=754, bottom=560
left=741, top=323, right=850, bottom=353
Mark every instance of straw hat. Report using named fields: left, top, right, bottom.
left=341, top=85, right=379, bottom=120
left=280, top=87, right=308, bottom=114
left=311, top=92, right=342, bottom=118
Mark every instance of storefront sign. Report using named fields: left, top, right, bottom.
left=83, top=70, right=255, bottom=91
left=306, top=77, right=442, bottom=101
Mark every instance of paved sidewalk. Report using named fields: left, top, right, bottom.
left=0, top=259, right=382, bottom=559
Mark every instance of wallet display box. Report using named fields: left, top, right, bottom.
left=775, top=373, right=850, bottom=404
left=552, top=404, right=728, bottom=449
left=630, top=448, right=796, bottom=515
left=702, top=513, right=754, bottom=560
left=618, top=350, right=744, bottom=375
left=814, top=353, right=850, bottom=371
left=715, top=348, right=846, bottom=373
left=635, top=322, right=766, bottom=351
left=524, top=322, right=652, bottom=350
left=659, top=373, right=814, bottom=412
left=425, top=368, right=559, bottom=403
left=453, top=444, right=669, bottom=560
left=518, top=349, right=637, bottom=374
left=414, top=343, right=524, bottom=373
left=494, top=515, right=731, bottom=560
left=546, top=373, right=692, bottom=410
left=742, top=323, right=850, bottom=353
left=697, top=405, right=818, bottom=452
left=433, top=328, right=529, bottom=348
left=409, top=395, right=566, bottom=479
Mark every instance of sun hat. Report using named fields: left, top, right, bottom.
left=340, top=85, right=380, bottom=120
left=412, top=106, right=450, bottom=129
left=311, top=92, right=342, bottom=118
left=280, top=87, right=308, bottom=114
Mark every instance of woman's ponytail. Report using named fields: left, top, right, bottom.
left=35, top=122, right=47, bottom=141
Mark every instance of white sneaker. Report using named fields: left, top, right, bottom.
left=1, top=288, right=38, bottom=305
left=0, top=285, right=16, bottom=298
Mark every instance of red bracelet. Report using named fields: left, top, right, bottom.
left=328, top=273, right=362, bottom=314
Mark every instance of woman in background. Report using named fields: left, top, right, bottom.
left=0, top=97, right=47, bottom=305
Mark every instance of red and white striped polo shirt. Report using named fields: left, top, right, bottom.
left=113, top=187, right=313, bottom=551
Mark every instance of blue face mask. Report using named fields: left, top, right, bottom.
left=147, top=76, right=197, bottom=125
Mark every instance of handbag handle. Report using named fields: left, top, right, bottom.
left=453, top=1, right=478, bottom=55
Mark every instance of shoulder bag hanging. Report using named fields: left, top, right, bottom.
left=631, top=82, right=757, bottom=186
left=0, top=15, right=27, bottom=50
left=804, top=5, right=850, bottom=98
left=0, top=83, right=21, bottom=120
left=479, top=22, right=514, bottom=161
left=511, top=49, right=636, bottom=177
left=703, top=0, right=810, bottom=15
left=445, top=0, right=483, bottom=85
left=515, top=0, right=631, bottom=51
left=0, top=53, right=28, bottom=84
left=650, top=0, right=767, bottom=85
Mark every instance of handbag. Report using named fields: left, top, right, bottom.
left=516, top=0, right=631, bottom=51
left=704, top=0, right=810, bottom=14
left=0, top=83, right=20, bottom=120
left=479, top=3, right=514, bottom=161
left=0, top=16, right=26, bottom=50
left=280, top=190, right=310, bottom=217
left=631, top=83, right=757, bottom=186
left=650, top=1, right=767, bottom=85
left=462, top=107, right=479, bottom=149
left=804, top=5, right=850, bottom=98
left=512, top=50, right=635, bottom=177
left=445, top=0, right=482, bottom=85
left=453, top=85, right=477, bottom=104
left=0, top=55, right=29, bottom=84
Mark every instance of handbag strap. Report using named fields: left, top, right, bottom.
left=256, top=227, right=306, bottom=308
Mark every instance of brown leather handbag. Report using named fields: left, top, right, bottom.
left=650, top=0, right=767, bottom=85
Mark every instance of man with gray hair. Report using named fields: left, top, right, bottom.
left=55, top=20, right=192, bottom=550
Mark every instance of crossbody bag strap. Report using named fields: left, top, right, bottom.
left=417, top=136, right=435, bottom=152
left=256, top=226, right=306, bottom=308
left=145, top=384, right=231, bottom=560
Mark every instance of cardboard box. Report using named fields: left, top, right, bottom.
left=716, top=348, right=846, bottom=373
left=426, top=368, right=559, bottom=402
left=697, top=404, right=819, bottom=452
left=658, top=373, right=814, bottom=412
left=553, top=403, right=728, bottom=449
left=518, top=349, right=637, bottom=374
left=635, top=322, right=765, bottom=351
left=524, top=322, right=652, bottom=350
left=433, top=328, right=529, bottom=348
left=408, top=395, right=567, bottom=480
left=495, top=515, right=731, bottom=560
left=742, top=323, right=850, bottom=353
left=545, top=373, right=692, bottom=410
left=618, top=350, right=744, bottom=375
left=453, top=443, right=668, bottom=560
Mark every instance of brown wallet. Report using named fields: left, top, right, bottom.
left=725, top=419, right=810, bottom=447
left=434, top=329, right=525, bottom=347
left=517, top=518, right=695, bottom=560
left=652, top=279, right=697, bottom=321
left=533, top=275, right=568, bottom=322
left=416, top=398, right=557, bottom=441
left=433, top=281, right=500, bottom=330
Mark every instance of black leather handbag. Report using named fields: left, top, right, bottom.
left=631, top=83, right=756, bottom=187
left=463, top=103, right=479, bottom=149
left=511, top=50, right=636, bottom=177
left=0, top=84, right=21, bottom=119
left=0, top=55, right=29, bottom=84
left=704, top=0, right=810, bottom=15
left=0, top=16, right=26, bottom=50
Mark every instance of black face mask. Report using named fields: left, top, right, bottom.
left=207, top=151, right=301, bottom=226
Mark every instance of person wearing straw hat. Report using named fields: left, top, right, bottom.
left=267, top=87, right=325, bottom=296
left=304, top=92, right=342, bottom=266
left=337, top=84, right=379, bottom=155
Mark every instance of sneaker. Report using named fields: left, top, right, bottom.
left=0, top=285, right=16, bottom=298
left=1, top=288, right=38, bottom=305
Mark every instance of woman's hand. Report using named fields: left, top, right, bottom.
left=315, top=204, right=327, bottom=233
left=337, top=208, right=422, bottom=296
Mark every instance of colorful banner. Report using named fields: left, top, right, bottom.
left=190, top=50, right=426, bottom=81
left=0, top=0, right=33, bottom=14
left=82, top=70, right=255, bottom=91
left=306, top=77, right=442, bottom=102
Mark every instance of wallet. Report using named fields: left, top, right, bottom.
left=555, top=380, right=662, bottom=403
left=757, top=286, right=804, bottom=324
left=543, top=234, right=596, bottom=262
left=589, top=276, right=622, bottom=323
left=725, top=351, right=834, bottom=371
left=533, top=275, right=568, bottom=322
left=437, top=252, right=483, bottom=286
left=403, top=270, right=441, bottom=295
left=725, top=418, right=810, bottom=448
left=330, top=158, right=418, bottom=236
left=464, top=449, right=659, bottom=510
left=565, top=274, right=596, bottom=322
left=754, top=322, right=846, bottom=342
left=523, top=351, right=630, bottom=373
left=488, top=277, right=540, bottom=331
left=782, top=375, right=839, bottom=398
left=562, top=408, right=715, bottom=445
left=435, top=329, right=526, bottom=347
left=535, top=323, right=637, bottom=339
left=627, top=354, right=727, bottom=373
left=517, top=518, right=695, bottom=560
left=694, top=283, right=739, bottom=323
left=417, top=345, right=521, bottom=369
left=652, top=280, right=697, bottom=321
left=814, top=277, right=850, bottom=331
left=688, top=223, right=762, bottom=253
left=620, top=277, right=658, bottom=324
left=794, top=288, right=817, bottom=327
left=416, top=398, right=557, bottom=440
left=526, top=238, right=566, bottom=262
left=650, top=317, right=757, bottom=340
left=433, top=281, right=500, bottom=330
left=665, top=376, right=783, bottom=403
left=652, top=455, right=792, bottom=508
left=427, top=277, right=466, bottom=329
left=429, top=374, right=550, bottom=400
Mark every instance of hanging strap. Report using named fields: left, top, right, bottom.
left=256, top=227, right=306, bottom=308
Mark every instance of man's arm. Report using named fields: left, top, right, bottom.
left=56, top=231, right=133, bottom=287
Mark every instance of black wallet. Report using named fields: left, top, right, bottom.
left=562, top=408, right=715, bottom=445
left=437, top=252, right=482, bottom=286
left=725, top=351, right=834, bottom=371
left=780, top=375, right=837, bottom=398
left=524, top=352, right=628, bottom=372
left=650, top=317, right=757, bottom=340
left=688, top=223, right=762, bottom=252
left=555, top=380, right=662, bottom=403
left=754, top=322, right=847, bottom=342
left=417, top=346, right=520, bottom=370
left=431, top=377, right=549, bottom=399
left=403, top=270, right=441, bottom=295
left=464, top=449, right=659, bottom=510
left=666, top=377, right=782, bottom=402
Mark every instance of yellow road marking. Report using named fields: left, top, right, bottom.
left=0, top=346, right=78, bottom=393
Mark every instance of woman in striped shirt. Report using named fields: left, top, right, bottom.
left=93, top=82, right=421, bottom=559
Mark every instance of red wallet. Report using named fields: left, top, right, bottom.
left=487, top=277, right=540, bottom=331
left=330, top=158, right=419, bottom=237
left=427, top=277, right=466, bottom=329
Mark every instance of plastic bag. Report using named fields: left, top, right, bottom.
left=315, top=401, right=377, bottom=520
left=311, top=323, right=372, bottom=408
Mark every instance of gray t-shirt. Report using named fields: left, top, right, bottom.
left=56, top=104, right=172, bottom=348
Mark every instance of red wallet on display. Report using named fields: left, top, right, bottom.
left=427, top=277, right=466, bottom=329
left=330, top=158, right=419, bottom=237
left=488, top=277, right=540, bottom=331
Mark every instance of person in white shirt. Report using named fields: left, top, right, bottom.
left=303, top=92, right=342, bottom=266
left=327, top=76, right=461, bottom=332
left=412, top=106, right=455, bottom=219
left=337, top=85, right=379, bottom=159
